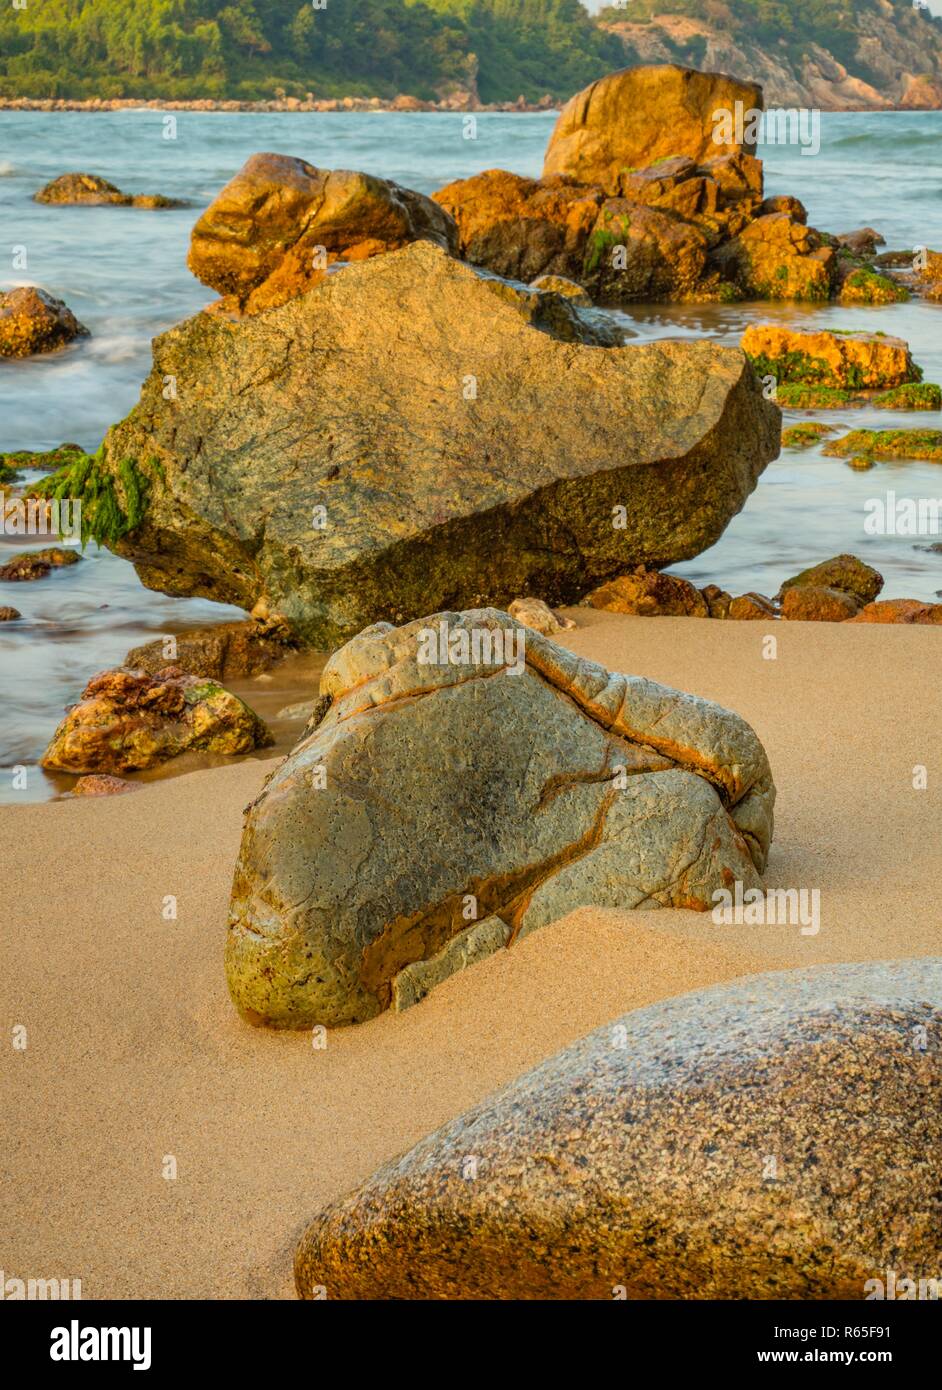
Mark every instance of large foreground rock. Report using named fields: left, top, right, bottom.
left=296, top=959, right=942, bottom=1299
left=226, top=609, right=774, bottom=1029
left=95, top=241, right=779, bottom=647
left=542, top=65, right=764, bottom=192
left=188, top=153, right=457, bottom=312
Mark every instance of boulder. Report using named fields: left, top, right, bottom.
left=584, top=568, right=708, bottom=618
left=849, top=600, right=942, bottom=625
left=780, top=585, right=860, bottom=622
left=41, top=667, right=273, bottom=775
left=542, top=65, right=764, bottom=193
left=0, top=547, right=80, bottom=581
left=432, top=170, right=602, bottom=284
left=124, top=618, right=298, bottom=680
left=34, top=173, right=183, bottom=208
left=778, top=555, right=884, bottom=606
left=226, top=609, right=775, bottom=1029
left=0, top=286, right=89, bottom=358
left=296, top=959, right=942, bottom=1300
left=188, top=153, right=458, bottom=312
left=714, top=214, right=834, bottom=300
left=742, top=326, right=921, bottom=391
left=88, top=241, right=779, bottom=649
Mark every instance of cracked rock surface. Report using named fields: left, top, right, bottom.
left=295, top=959, right=942, bottom=1299
left=226, top=609, right=774, bottom=1029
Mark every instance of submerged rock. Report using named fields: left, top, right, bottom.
left=0, top=286, right=89, bottom=358
left=822, top=429, right=942, bottom=462
left=93, top=240, right=779, bottom=648
left=124, top=618, right=298, bottom=680
left=34, top=173, right=184, bottom=208
left=542, top=65, right=764, bottom=190
left=781, top=422, right=833, bottom=449
left=41, top=667, right=273, bottom=775
left=0, top=547, right=81, bottom=581
left=188, top=153, right=457, bottom=313
left=0, top=606, right=20, bottom=621
left=742, top=325, right=922, bottom=391
left=296, top=959, right=942, bottom=1300
left=226, top=609, right=775, bottom=1029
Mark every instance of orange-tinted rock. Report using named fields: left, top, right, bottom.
left=0, top=605, right=21, bottom=621
left=584, top=199, right=709, bottom=301
left=34, top=172, right=183, bottom=208
left=124, top=618, right=298, bottom=680
left=760, top=195, right=807, bottom=223
left=778, top=554, right=884, bottom=606
left=715, top=214, right=834, bottom=301
left=849, top=599, right=942, bottom=625
left=0, top=286, right=89, bottom=358
left=432, top=169, right=603, bottom=283
left=781, top=585, right=860, bottom=622
left=41, top=667, right=273, bottom=775
left=542, top=65, right=764, bottom=193
left=728, top=593, right=777, bottom=620
left=741, top=326, right=920, bottom=390
left=700, top=583, right=732, bottom=618
left=584, top=568, right=708, bottom=618
left=188, top=153, right=458, bottom=312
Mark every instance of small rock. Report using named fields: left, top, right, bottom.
left=742, top=325, right=921, bottom=391
left=835, top=227, right=886, bottom=256
left=781, top=585, right=860, bottom=622
left=528, top=274, right=591, bottom=305
left=71, top=775, right=136, bottom=796
left=0, top=286, right=89, bottom=358
left=0, top=605, right=21, bottom=621
left=778, top=554, right=883, bottom=606
left=34, top=173, right=183, bottom=208
left=276, top=699, right=317, bottom=721
left=507, top=597, right=575, bottom=635
left=848, top=599, right=942, bottom=625
left=0, top=547, right=81, bottom=581
left=584, top=568, right=708, bottom=618
left=41, top=667, right=273, bottom=775
left=781, top=422, right=833, bottom=449
left=728, top=592, right=777, bottom=620
left=700, top=583, right=732, bottom=619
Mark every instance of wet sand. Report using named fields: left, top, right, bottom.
left=2, top=611, right=940, bottom=1298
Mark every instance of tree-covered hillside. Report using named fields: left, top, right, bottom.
left=0, top=0, right=623, bottom=102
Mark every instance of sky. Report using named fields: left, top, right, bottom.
left=580, top=0, right=942, bottom=13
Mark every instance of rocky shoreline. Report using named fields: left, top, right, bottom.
left=0, top=93, right=556, bottom=114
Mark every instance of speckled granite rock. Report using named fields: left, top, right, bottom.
left=96, top=240, right=779, bottom=648
left=296, top=959, right=942, bottom=1300
left=226, top=609, right=774, bottom=1028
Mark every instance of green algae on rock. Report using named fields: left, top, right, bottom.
left=741, top=325, right=922, bottom=391
left=781, top=422, right=834, bottom=449
left=41, top=667, right=273, bottom=775
left=91, top=240, right=779, bottom=648
left=0, top=443, right=88, bottom=482
left=226, top=609, right=775, bottom=1029
left=778, top=554, right=883, bottom=606
left=776, top=381, right=942, bottom=410
left=295, top=959, right=942, bottom=1300
left=822, top=429, right=942, bottom=462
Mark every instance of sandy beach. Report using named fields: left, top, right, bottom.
left=2, top=609, right=939, bottom=1299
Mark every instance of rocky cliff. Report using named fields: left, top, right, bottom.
left=598, top=0, right=942, bottom=109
